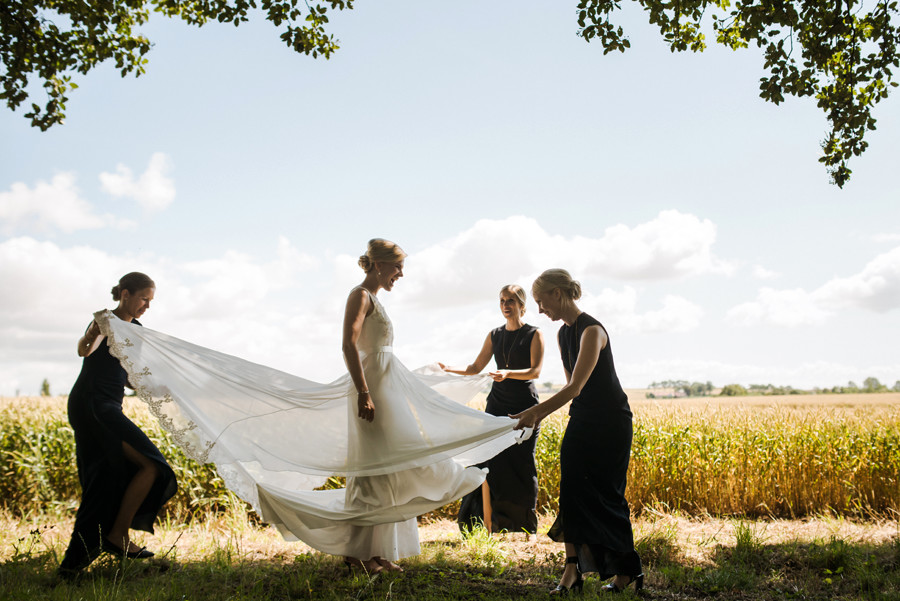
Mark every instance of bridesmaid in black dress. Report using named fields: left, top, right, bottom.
left=439, top=285, right=544, bottom=536
left=59, top=272, right=177, bottom=577
left=512, top=269, right=642, bottom=594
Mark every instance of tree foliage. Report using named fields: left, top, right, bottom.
left=0, top=0, right=352, bottom=130
left=2, top=0, right=897, bottom=186
left=577, top=0, right=899, bottom=187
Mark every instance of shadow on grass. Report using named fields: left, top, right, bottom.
left=1, top=532, right=899, bottom=600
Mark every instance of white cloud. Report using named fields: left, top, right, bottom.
left=872, top=232, right=900, bottom=243
left=396, top=211, right=733, bottom=310
left=0, top=236, right=330, bottom=395
left=99, top=152, right=176, bottom=212
left=814, top=246, right=900, bottom=313
left=0, top=173, right=133, bottom=234
left=728, top=246, right=900, bottom=327
left=727, top=287, right=833, bottom=327
left=581, top=287, right=704, bottom=334
left=752, top=265, right=780, bottom=280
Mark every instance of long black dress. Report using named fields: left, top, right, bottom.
left=59, top=319, right=177, bottom=572
left=458, top=324, right=540, bottom=534
left=547, top=313, right=642, bottom=578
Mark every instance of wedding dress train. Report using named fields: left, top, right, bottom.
left=95, top=291, right=521, bottom=560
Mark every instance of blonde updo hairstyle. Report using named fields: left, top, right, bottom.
left=532, top=268, right=582, bottom=301
left=111, top=272, right=155, bottom=301
left=500, top=284, right=527, bottom=316
left=358, top=238, right=408, bottom=273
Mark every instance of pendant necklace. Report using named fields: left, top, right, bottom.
left=500, top=326, right=523, bottom=369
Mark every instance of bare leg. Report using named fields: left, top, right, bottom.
left=558, top=543, right=579, bottom=587
left=106, top=441, right=158, bottom=552
left=481, top=481, right=492, bottom=534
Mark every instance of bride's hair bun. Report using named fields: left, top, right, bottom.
left=358, top=239, right=408, bottom=273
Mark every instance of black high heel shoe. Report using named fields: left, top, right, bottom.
left=600, top=573, right=644, bottom=594
left=550, top=557, right=583, bottom=596
left=101, top=538, right=154, bottom=559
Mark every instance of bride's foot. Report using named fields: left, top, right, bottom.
left=343, top=556, right=383, bottom=575
left=373, top=556, right=404, bottom=572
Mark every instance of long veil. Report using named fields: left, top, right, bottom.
left=95, top=310, right=522, bottom=520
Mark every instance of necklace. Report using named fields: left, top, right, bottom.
left=499, top=326, right=524, bottom=369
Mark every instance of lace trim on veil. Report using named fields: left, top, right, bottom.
left=95, top=309, right=214, bottom=463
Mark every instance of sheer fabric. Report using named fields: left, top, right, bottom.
left=95, top=293, right=522, bottom=559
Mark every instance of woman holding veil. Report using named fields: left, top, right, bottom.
left=93, top=239, right=521, bottom=573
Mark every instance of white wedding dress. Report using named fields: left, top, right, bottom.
left=96, top=289, right=521, bottom=560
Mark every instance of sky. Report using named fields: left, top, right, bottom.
left=1, top=1, right=898, bottom=396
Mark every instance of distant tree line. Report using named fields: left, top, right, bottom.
left=649, top=377, right=900, bottom=398
left=647, top=380, right=715, bottom=398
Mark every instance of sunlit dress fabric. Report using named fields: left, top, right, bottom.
left=547, top=313, right=642, bottom=578
left=94, top=290, right=521, bottom=560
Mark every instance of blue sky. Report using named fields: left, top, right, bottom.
left=1, top=1, right=898, bottom=395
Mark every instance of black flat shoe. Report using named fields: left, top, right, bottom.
left=601, top=573, right=644, bottom=593
left=102, top=539, right=154, bottom=559
left=550, top=557, right=583, bottom=596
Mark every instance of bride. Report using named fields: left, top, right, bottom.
left=95, top=238, right=521, bottom=572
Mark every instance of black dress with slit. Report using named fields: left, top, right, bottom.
left=458, top=324, right=540, bottom=534
left=547, top=313, right=642, bottom=578
left=59, top=319, right=177, bottom=571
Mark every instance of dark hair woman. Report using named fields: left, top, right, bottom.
left=58, top=272, right=176, bottom=578
left=439, top=284, right=544, bottom=536
left=512, top=269, right=643, bottom=594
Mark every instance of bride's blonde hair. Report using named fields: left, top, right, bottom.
left=532, top=269, right=582, bottom=300
left=358, top=239, right=407, bottom=273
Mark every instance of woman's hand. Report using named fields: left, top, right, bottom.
left=489, top=369, right=510, bottom=382
left=357, top=392, right=375, bottom=422
left=510, top=404, right=545, bottom=431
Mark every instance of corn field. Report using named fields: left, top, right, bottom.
left=1, top=395, right=898, bottom=521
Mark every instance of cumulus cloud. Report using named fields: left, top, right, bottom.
left=752, top=265, right=780, bottom=280
left=0, top=236, right=326, bottom=395
left=727, top=287, right=833, bottom=327
left=99, top=152, right=176, bottom=212
left=395, top=211, right=733, bottom=310
left=581, top=287, right=704, bottom=334
left=728, top=245, right=900, bottom=327
left=0, top=173, right=133, bottom=234
left=815, top=246, right=900, bottom=313
left=872, top=232, right=900, bottom=243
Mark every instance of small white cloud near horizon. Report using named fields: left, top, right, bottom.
left=0, top=173, right=133, bottom=234
left=99, top=152, right=176, bottom=212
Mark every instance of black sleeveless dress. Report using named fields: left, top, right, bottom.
left=458, top=324, right=540, bottom=534
left=547, top=313, right=642, bottom=578
left=59, top=319, right=177, bottom=572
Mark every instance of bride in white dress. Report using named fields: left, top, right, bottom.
left=94, top=238, right=522, bottom=572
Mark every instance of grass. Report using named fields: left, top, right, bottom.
left=1, top=512, right=898, bottom=600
